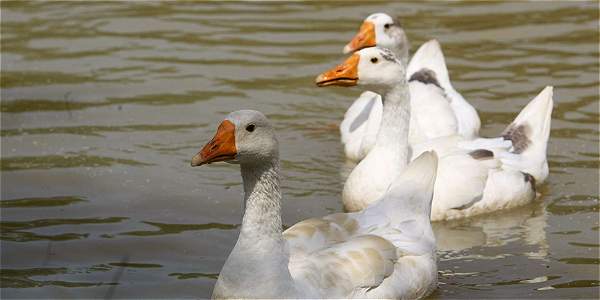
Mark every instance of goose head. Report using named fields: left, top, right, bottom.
left=343, top=13, right=409, bottom=58
left=316, top=47, right=405, bottom=94
left=191, top=110, right=278, bottom=167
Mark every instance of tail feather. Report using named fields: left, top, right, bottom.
left=407, top=39, right=481, bottom=139
left=360, top=151, right=439, bottom=236
left=407, top=40, right=450, bottom=88
left=385, top=151, right=439, bottom=219
left=357, top=152, right=438, bottom=256
left=398, top=151, right=439, bottom=190
left=503, top=86, right=553, bottom=157
left=499, top=86, right=553, bottom=183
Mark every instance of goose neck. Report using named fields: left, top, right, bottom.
left=397, top=45, right=409, bottom=67
left=391, top=36, right=410, bottom=67
left=239, top=158, right=283, bottom=240
left=374, top=83, right=410, bottom=164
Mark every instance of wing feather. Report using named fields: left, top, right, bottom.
left=289, top=234, right=397, bottom=297
left=284, top=213, right=359, bottom=256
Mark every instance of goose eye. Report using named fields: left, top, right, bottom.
left=370, top=57, right=378, bottom=64
left=384, top=23, right=391, bottom=29
left=245, top=124, right=255, bottom=132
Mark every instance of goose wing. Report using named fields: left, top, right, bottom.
left=340, top=91, right=382, bottom=161
left=288, top=234, right=398, bottom=297
left=285, top=153, right=439, bottom=297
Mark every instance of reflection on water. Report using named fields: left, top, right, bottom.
left=0, top=196, right=85, bottom=208
left=1, top=1, right=598, bottom=299
left=1, top=267, right=110, bottom=289
left=0, top=123, right=205, bottom=137
left=434, top=202, right=548, bottom=255
left=169, top=272, right=219, bottom=280
left=1, top=154, right=152, bottom=171
left=120, top=221, right=239, bottom=237
left=1, top=216, right=128, bottom=242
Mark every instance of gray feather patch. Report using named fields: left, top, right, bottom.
left=502, top=124, right=531, bottom=154
left=521, top=172, right=536, bottom=194
left=451, top=195, right=482, bottom=210
left=522, top=172, right=536, bottom=185
left=349, top=96, right=377, bottom=132
left=409, top=68, right=443, bottom=90
left=469, top=149, right=494, bottom=160
left=393, top=17, right=402, bottom=27
left=379, top=47, right=399, bottom=63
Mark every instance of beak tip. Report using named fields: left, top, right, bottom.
left=191, top=153, right=204, bottom=167
left=342, top=44, right=352, bottom=54
left=315, top=74, right=325, bottom=86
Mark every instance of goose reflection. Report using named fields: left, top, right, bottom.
left=433, top=199, right=549, bottom=259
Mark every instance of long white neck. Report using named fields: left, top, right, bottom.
left=239, top=159, right=283, bottom=240
left=372, top=83, right=411, bottom=168
left=214, top=158, right=300, bottom=298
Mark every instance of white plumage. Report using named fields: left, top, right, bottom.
left=318, top=47, right=552, bottom=221
left=340, top=13, right=481, bottom=161
left=194, top=110, right=439, bottom=299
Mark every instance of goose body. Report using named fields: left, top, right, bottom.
left=192, top=110, right=439, bottom=299
left=340, top=13, right=480, bottom=161
left=317, top=47, right=552, bottom=221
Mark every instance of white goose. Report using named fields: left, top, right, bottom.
left=191, top=110, right=438, bottom=299
left=316, top=47, right=552, bottom=221
left=340, top=13, right=481, bottom=161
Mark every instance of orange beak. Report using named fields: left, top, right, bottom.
left=315, top=53, right=360, bottom=87
left=343, top=21, right=376, bottom=54
left=191, top=120, right=237, bottom=167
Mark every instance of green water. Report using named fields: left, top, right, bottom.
left=1, top=1, right=598, bottom=298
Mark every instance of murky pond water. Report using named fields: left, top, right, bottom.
left=1, top=1, right=598, bottom=298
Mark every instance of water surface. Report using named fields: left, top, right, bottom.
left=1, top=1, right=599, bottom=298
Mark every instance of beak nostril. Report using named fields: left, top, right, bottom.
left=211, top=144, right=219, bottom=151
